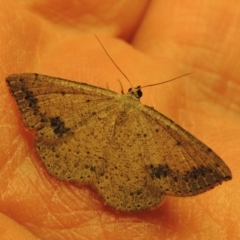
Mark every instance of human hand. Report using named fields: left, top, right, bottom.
left=1, top=1, right=239, bottom=239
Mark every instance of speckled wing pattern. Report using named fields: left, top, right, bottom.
left=6, top=73, right=232, bottom=211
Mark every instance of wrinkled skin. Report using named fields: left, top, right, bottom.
left=1, top=0, right=239, bottom=239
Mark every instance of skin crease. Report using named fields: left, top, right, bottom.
left=0, top=0, right=239, bottom=239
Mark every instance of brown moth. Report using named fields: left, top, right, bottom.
left=6, top=72, right=232, bottom=211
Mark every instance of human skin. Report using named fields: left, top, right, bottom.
left=1, top=0, right=239, bottom=239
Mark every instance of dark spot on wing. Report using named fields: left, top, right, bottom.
left=176, top=141, right=181, bottom=146
left=183, top=165, right=231, bottom=183
left=34, top=73, right=39, bottom=79
left=50, top=116, right=70, bottom=137
left=147, top=164, right=171, bottom=179
left=207, top=147, right=212, bottom=153
left=184, top=166, right=210, bottom=180
left=84, top=164, right=96, bottom=172
left=39, top=113, right=47, bottom=123
left=24, top=90, right=38, bottom=107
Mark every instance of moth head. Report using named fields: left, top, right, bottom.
left=127, top=86, right=143, bottom=99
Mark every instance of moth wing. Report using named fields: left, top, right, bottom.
left=139, top=104, right=232, bottom=196
left=93, top=104, right=165, bottom=211
left=6, top=73, right=118, bottom=130
left=6, top=73, right=121, bottom=182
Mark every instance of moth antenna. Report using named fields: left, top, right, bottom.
left=95, top=35, right=191, bottom=89
left=141, top=73, right=192, bottom=89
left=94, top=35, right=133, bottom=87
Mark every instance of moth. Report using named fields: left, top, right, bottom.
left=6, top=72, right=232, bottom=211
